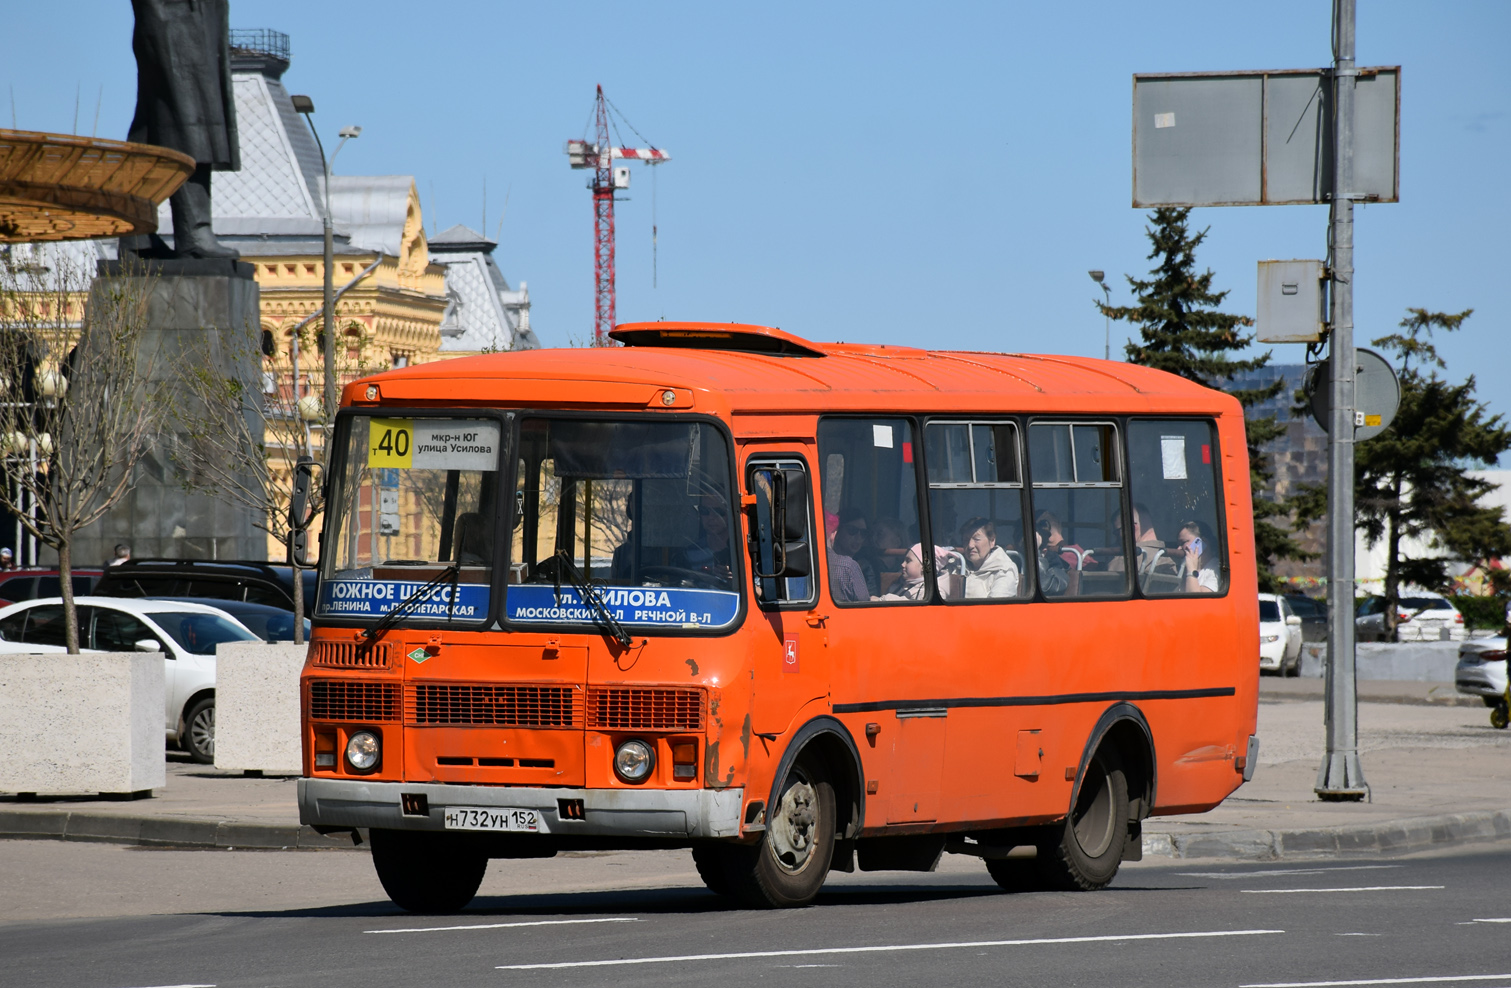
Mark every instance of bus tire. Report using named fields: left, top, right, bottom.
left=1037, top=748, right=1130, bottom=891
left=726, top=752, right=836, bottom=908
left=984, top=855, right=1040, bottom=892
left=691, top=845, right=735, bottom=898
left=370, top=829, right=487, bottom=914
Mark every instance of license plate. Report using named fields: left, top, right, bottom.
left=443, top=806, right=542, bottom=832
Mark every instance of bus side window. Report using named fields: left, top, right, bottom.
left=815, top=418, right=924, bottom=605
left=1028, top=422, right=1130, bottom=598
left=1126, top=419, right=1226, bottom=596
left=924, top=420, right=1029, bottom=602
left=747, top=460, right=815, bottom=606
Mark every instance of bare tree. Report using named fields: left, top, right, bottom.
left=0, top=247, right=167, bottom=653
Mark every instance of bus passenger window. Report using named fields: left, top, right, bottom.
left=1028, top=422, right=1130, bottom=598
left=924, top=421, right=1028, bottom=602
left=816, top=418, right=924, bottom=605
left=1126, top=419, right=1226, bottom=595
left=747, top=461, right=815, bottom=606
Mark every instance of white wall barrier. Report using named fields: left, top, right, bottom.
left=1297, top=640, right=1463, bottom=681
left=0, top=652, right=166, bottom=796
left=214, top=642, right=307, bottom=775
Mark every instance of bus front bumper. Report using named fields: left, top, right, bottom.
left=298, top=778, right=745, bottom=839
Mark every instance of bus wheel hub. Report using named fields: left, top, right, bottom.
left=771, top=779, right=817, bottom=869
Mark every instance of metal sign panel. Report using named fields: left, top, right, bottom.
left=1305, top=348, right=1401, bottom=441
left=1133, top=68, right=1399, bottom=207
left=1256, top=259, right=1326, bottom=343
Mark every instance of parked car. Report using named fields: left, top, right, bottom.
left=94, top=559, right=316, bottom=614
left=1455, top=636, right=1508, bottom=707
left=0, top=569, right=103, bottom=607
left=0, top=596, right=261, bottom=763
left=1356, top=592, right=1467, bottom=642
left=1259, top=593, right=1304, bottom=675
left=1283, top=593, right=1329, bottom=643
left=146, top=596, right=310, bottom=642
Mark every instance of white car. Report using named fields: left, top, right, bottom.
left=1258, top=593, right=1304, bottom=675
left=1355, top=592, right=1467, bottom=642
left=0, top=596, right=261, bottom=763
left=1455, top=636, right=1508, bottom=708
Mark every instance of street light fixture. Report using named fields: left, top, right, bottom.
left=1088, top=269, right=1112, bottom=361
left=291, top=95, right=361, bottom=424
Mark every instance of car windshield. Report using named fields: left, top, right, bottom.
left=318, top=414, right=504, bottom=622
left=151, top=612, right=259, bottom=655
left=508, top=417, right=740, bottom=632
left=1259, top=600, right=1280, bottom=621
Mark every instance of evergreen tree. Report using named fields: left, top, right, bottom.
left=1099, top=207, right=1309, bottom=591
left=1356, top=308, right=1511, bottom=641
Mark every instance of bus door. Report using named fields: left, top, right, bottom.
left=743, top=452, right=827, bottom=740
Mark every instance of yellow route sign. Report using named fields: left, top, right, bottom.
left=369, top=418, right=413, bottom=468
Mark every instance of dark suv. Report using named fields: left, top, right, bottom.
left=94, top=559, right=317, bottom=614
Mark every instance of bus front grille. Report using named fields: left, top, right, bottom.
left=308, top=680, right=401, bottom=721
left=586, top=687, right=705, bottom=731
left=310, top=641, right=393, bottom=670
left=406, top=684, right=584, bottom=728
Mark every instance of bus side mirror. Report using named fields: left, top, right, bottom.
left=777, top=469, right=811, bottom=578
left=289, top=455, right=321, bottom=568
left=749, top=467, right=811, bottom=581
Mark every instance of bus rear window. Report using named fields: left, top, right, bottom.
left=1126, top=419, right=1226, bottom=596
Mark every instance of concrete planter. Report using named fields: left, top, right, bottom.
left=0, top=651, right=166, bottom=796
left=214, top=641, right=308, bottom=775
left=1297, top=640, right=1462, bottom=681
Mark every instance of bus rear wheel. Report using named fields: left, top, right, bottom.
left=1036, top=749, right=1130, bottom=891
left=370, top=829, right=487, bottom=913
left=724, top=753, right=836, bottom=908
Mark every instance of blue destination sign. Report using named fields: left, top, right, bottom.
left=318, top=579, right=491, bottom=620
left=507, top=584, right=740, bottom=629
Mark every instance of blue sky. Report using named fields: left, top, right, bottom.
left=4, top=1, right=1508, bottom=452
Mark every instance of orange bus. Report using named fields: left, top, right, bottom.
left=297, top=322, right=1259, bottom=912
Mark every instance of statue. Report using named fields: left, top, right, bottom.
left=122, top=0, right=240, bottom=260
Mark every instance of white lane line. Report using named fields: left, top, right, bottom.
left=495, top=928, right=1283, bottom=971
left=1335, top=933, right=1384, bottom=937
left=366, top=917, right=639, bottom=935
left=1241, top=976, right=1511, bottom=987
left=1181, top=866, right=1401, bottom=879
left=1472, top=918, right=1511, bottom=923
left=109, top=985, right=216, bottom=988
left=1241, top=886, right=1444, bottom=895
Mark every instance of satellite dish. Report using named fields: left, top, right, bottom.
left=1305, top=348, right=1400, bottom=441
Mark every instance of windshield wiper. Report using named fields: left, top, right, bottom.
left=554, top=549, right=634, bottom=648
left=363, top=562, right=461, bottom=641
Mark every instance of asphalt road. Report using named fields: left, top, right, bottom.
left=5, top=841, right=1511, bottom=988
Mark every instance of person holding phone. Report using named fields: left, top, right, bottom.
left=1177, top=520, right=1219, bottom=593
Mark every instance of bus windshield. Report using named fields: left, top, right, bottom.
left=508, top=417, right=740, bottom=632
left=317, top=414, right=504, bottom=622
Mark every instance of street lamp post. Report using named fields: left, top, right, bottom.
left=290, top=94, right=360, bottom=423
left=1088, top=270, right=1112, bottom=360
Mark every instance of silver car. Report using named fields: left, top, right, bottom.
left=1356, top=592, right=1467, bottom=642
left=1455, top=636, right=1508, bottom=707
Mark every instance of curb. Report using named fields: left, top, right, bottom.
left=0, top=808, right=362, bottom=851
left=1143, top=809, right=1511, bottom=861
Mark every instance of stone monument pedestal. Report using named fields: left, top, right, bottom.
left=68, top=257, right=264, bottom=566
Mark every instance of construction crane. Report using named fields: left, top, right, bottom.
left=565, top=85, right=669, bottom=345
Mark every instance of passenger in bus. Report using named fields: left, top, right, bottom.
left=960, top=517, right=1020, bottom=598
left=1036, top=528, right=1071, bottom=596
left=682, top=497, right=735, bottom=586
left=832, top=508, right=879, bottom=596
left=1108, top=502, right=1165, bottom=576
left=1035, top=510, right=1095, bottom=571
left=863, top=517, right=910, bottom=590
left=877, top=543, right=937, bottom=600
left=1176, top=519, right=1220, bottom=593
left=824, top=511, right=868, bottom=602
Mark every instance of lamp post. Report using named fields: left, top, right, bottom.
left=1088, top=270, right=1112, bottom=360
left=291, top=94, right=360, bottom=424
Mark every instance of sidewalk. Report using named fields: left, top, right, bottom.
left=3, top=680, right=1509, bottom=862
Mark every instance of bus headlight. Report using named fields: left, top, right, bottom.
left=614, top=739, right=655, bottom=783
left=346, top=731, right=381, bottom=773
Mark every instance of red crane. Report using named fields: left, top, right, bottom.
left=565, top=86, right=669, bottom=345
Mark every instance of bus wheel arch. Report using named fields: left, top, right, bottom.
left=766, top=716, right=865, bottom=841
left=1075, top=703, right=1156, bottom=829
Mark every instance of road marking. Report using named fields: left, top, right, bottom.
left=366, top=917, right=639, bottom=935
left=1241, top=886, right=1444, bottom=895
left=1335, top=933, right=1383, bottom=937
left=1242, top=977, right=1511, bottom=987
left=1472, top=918, right=1511, bottom=923
left=1180, top=865, right=1401, bottom=879
left=495, top=928, right=1284, bottom=971
left=110, top=985, right=216, bottom=988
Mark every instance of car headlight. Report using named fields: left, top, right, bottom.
left=1261, top=634, right=1280, bottom=643
left=345, top=730, right=380, bottom=773
left=614, top=739, right=655, bottom=783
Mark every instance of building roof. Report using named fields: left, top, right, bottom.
left=348, top=322, right=1234, bottom=417
left=429, top=224, right=539, bottom=352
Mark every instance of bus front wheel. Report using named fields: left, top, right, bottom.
left=370, top=829, right=487, bottom=913
left=722, top=753, right=837, bottom=908
left=1037, top=749, right=1130, bottom=891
